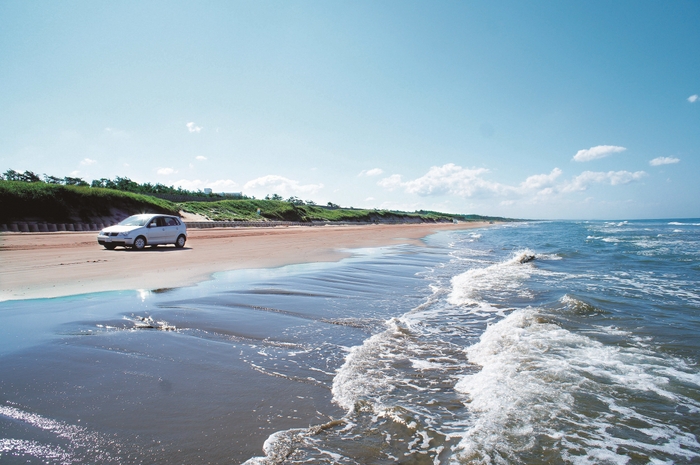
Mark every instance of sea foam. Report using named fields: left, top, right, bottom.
left=453, top=307, right=700, bottom=464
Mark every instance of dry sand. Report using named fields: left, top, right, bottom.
left=0, top=222, right=488, bottom=301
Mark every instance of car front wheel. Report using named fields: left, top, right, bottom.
left=133, top=236, right=147, bottom=250
left=103, top=244, right=116, bottom=250
left=175, top=235, right=186, bottom=248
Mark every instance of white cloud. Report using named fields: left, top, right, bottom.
left=157, top=167, right=176, bottom=175
left=173, top=179, right=239, bottom=192
left=377, top=174, right=403, bottom=190
left=243, top=175, right=323, bottom=195
left=688, top=94, right=698, bottom=103
left=377, top=162, right=648, bottom=211
left=196, top=156, right=207, bottom=161
left=186, top=122, right=203, bottom=133
left=70, top=170, right=80, bottom=176
left=649, top=156, right=680, bottom=166
left=560, top=170, right=646, bottom=192
left=80, top=158, right=96, bottom=166
left=378, top=164, right=501, bottom=197
left=573, top=145, right=627, bottom=162
left=520, top=168, right=562, bottom=190
left=359, top=168, right=384, bottom=177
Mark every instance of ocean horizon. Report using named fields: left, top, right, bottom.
left=1, top=220, right=699, bottom=464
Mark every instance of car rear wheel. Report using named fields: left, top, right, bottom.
left=133, top=236, right=147, bottom=250
left=175, top=235, right=186, bottom=248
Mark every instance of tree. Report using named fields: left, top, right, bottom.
left=44, top=175, right=63, bottom=184
left=2, top=169, right=21, bottom=181
left=327, top=202, right=339, bottom=208
left=265, top=193, right=283, bottom=201
left=286, top=196, right=305, bottom=205
left=63, top=176, right=89, bottom=186
left=19, top=171, right=42, bottom=182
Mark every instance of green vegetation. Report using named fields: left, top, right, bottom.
left=0, top=180, right=179, bottom=223
left=1, top=169, right=516, bottom=224
left=179, top=199, right=470, bottom=223
left=1, top=169, right=230, bottom=199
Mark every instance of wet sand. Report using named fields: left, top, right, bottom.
left=0, top=222, right=487, bottom=301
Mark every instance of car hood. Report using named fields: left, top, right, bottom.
left=101, top=225, right=143, bottom=234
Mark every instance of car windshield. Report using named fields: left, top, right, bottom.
left=118, top=215, right=151, bottom=227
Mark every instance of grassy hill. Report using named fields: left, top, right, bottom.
left=0, top=180, right=512, bottom=225
left=178, top=199, right=457, bottom=223
left=0, top=180, right=179, bottom=223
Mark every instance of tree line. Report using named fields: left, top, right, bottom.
left=1, top=169, right=339, bottom=207
left=1, top=169, right=211, bottom=196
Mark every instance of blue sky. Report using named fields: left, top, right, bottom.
left=1, top=1, right=698, bottom=219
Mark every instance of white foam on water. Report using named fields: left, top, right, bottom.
left=331, top=318, right=409, bottom=412
left=453, top=308, right=700, bottom=464
left=448, top=249, right=537, bottom=309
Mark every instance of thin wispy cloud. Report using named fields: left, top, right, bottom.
left=80, top=158, right=96, bottom=166
left=559, top=170, right=647, bottom=192
left=649, top=157, right=680, bottom=166
left=196, top=156, right=207, bottom=161
left=519, top=168, right=562, bottom=190
left=377, top=174, right=403, bottom=191
left=157, top=167, right=176, bottom=175
left=103, top=127, right=129, bottom=138
left=173, top=179, right=239, bottom=192
left=186, top=122, right=203, bottom=133
left=573, top=145, right=627, bottom=162
left=688, top=94, right=698, bottom=103
left=359, top=168, right=384, bottom=177
left=244, top=175, right=323, bottom=195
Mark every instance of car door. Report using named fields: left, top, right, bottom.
left=146, top=217, right=167, bottom=244
left=162, top=217, right=180, bottom=243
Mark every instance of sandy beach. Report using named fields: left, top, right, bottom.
left=0, top=222, right=487, bottom=301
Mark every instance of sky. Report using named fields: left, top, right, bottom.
left=1, top=1, right=698, bottom=220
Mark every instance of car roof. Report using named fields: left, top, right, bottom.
left=129, top=213, right=178, bottom=219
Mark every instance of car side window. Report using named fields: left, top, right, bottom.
left=149, top=219, right=158, bottom=227
left=165, top=217, right=177, bottom=226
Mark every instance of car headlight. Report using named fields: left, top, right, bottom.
left=119, top=232, right=130, bottom=237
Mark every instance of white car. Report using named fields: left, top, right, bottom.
left=97, top=214, right=187, bottom=250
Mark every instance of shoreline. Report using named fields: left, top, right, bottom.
left=0, top=222, right=489, bottom=302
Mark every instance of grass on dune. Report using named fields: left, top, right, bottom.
left=178, top=199, right=453, bottom=222
left=0, top=180, right=180, bottom=223
left=1, top=179, right=513, bottom=224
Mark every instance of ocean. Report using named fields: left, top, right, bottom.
left=1, top=220, right=699, bottom=464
